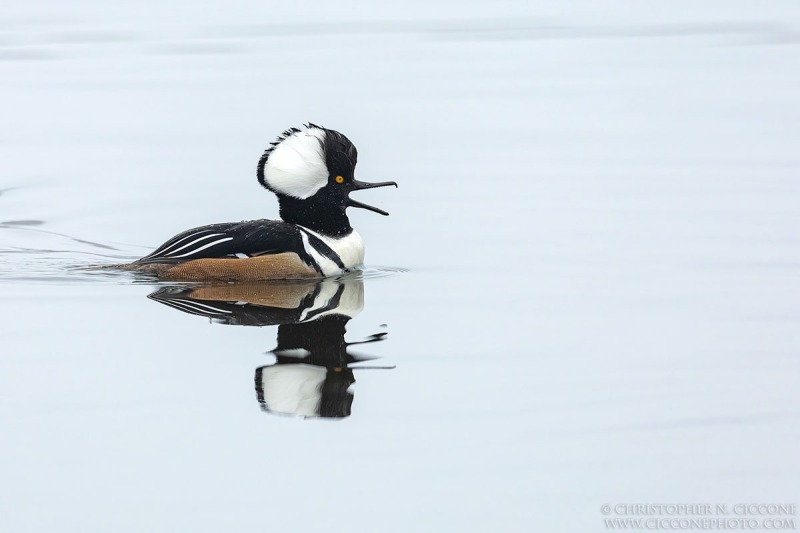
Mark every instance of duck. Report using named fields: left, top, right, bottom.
left=119, top=123, right=396, bottom=281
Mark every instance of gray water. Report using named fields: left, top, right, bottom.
left=2, top=2, right=799, bottom=532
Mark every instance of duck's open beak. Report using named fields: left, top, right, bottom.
left=346, top=180, right=398, bottom=216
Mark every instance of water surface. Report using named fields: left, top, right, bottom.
left=1, top=2, right=799, bottom=531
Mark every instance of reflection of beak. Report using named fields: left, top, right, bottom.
left=346, top=180, right=398, bottom=216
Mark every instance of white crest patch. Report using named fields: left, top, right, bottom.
left=263, top=128, right=328, bottom=199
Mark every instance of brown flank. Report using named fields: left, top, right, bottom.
left=114, top=253, right=319, bottom=281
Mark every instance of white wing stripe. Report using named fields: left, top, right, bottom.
left=154, top=230, right=211, bottom=256
left=169, top=237, right=234, bottom=258
left=164, top=233, right=227, bottom=256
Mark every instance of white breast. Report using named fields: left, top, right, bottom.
left=298, top=226, right=365, bottom=276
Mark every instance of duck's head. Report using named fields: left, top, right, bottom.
left=257, top=124, right=397, bottom=235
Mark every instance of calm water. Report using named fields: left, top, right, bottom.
left=2, top=2, right=799, bottom=531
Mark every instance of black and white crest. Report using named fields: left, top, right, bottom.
left=257, top=123, right=358, bottom=200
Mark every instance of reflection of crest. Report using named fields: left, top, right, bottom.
left=148, top=278, right=390, bottom=419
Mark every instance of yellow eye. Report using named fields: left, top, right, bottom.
left=335, top=175, right=345, bottom=184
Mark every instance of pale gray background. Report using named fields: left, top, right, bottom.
left=1, top=1, right=799, bottom=531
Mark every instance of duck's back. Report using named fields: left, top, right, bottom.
left=130, top=219, right=345, bottom=281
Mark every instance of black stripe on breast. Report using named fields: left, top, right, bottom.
left=292, top=234, right=324, bottom=275
left=299, top=230, right=346, bottom=270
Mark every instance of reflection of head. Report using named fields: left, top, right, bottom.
left=255, top=363, right=355, bottom=419
left=255, top=314, right=367, bottom=419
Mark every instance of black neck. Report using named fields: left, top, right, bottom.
left=278, top=196, right=353, bottom=237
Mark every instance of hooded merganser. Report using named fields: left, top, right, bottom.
left=122, top=124, right=397, bottom=281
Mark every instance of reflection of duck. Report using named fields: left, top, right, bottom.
left=148, top=278, right=390, bottom=419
